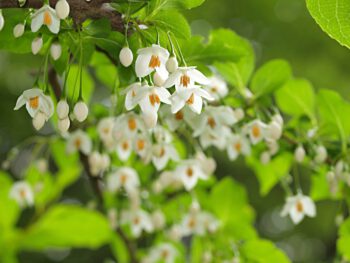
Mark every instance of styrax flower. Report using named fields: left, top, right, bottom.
left=56, top=99, right=69, bottom=119
left=151, top=143, right=179, bottom=171
left=116, top=136, right=133, bottom=161
left=245, top=119, right=267, bottom=145
left=0, top=10, right=4, bottom=31
left=97, top=117, right=115, bottom=146
left=55, top=0, right=70, bottom=20
left=164, top=66, right=209, bottom=90
left=88, top=151, right=110, bottom=176
left=166, top=56, right=178, bottom=73
left=203, top=75, right=228, bottom=101
left=123, top=82, right=144, bottom=111
left=107, top=167, right=140, bottom=195
left=119, top=46, right=133, bottom=67
left=227, top=134, right=251, bottom=161
left=50, top=42, right=62, bottom=60
left=9, top=181, right=34, bottom=207
left=31, top=36, right=43, bottom=55
left=121, top=209, right=154, bottom=237
left=135, top=44, right=169, bottom=78
left=66, top=129, right=92, bottom=155
left=175, top=159, right=208, bottom=191
left=295, top=145, right=306, bottom=163
left=13, top=23, right=25, bottom=38
left=73, top=101, right=89, bottom=122
left=31, top=4, right=60, bottom=34
left=145, top=243, right=178, bottom=263
left=280, top=193, right=316, bottom=224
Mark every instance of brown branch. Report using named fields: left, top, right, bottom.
left=0, top=0, right=124, bottom=32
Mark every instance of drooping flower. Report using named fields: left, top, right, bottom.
left=245, top=119, right=267, bottom=145
left=66, top=129, right=92, bottom=155
left=113, top=112, right=145, bottom=140
left=144, top=243, right=178, bottom=263
left=57, top=117, right=70, bottom=133
left=166, top=56, right=178, bottom=73
left=97, top=117, right=115, bottom=147
left=50, top=42, right=62, bottom=60
left=0, top=10, right=5, bottom=32
left=121, top=209, right=153, bottom=237
left=56, top=99, right=69, bottom=119
left=203, top=75, right=228, bottom=101
left=31, top=36, right=43, bottom=55
left=314, top=145, right=327, bottom=164
left=9, top=181, right=34, bottom=207
left=160, top=106, right=194, bottom=131
left=227, top=134, right=251, bottom=161
left=88, top=151, right=110, bottom=176
left=55, top=0, right=70, bottom=20
left=73, top=101, right=89, bottom=122
left=164, top=66, right=210, bottom=90
left=31, top=4, right=60, bottom=34
left=294, top=145, right=306, bottom=163
left=123, top=82, right=145, bottom=111
left=119, top=46, right=133, bottom=67
left=151, top=143, right=179, bottom=171
left=135, top=44, right=169, bottom=78
left=280, top=193, right=316, bottom=224
left=175, top=159, right=208, bottom=191
left=13, top=23, right=25, bottom=38
left=116, top=136, right=133, bottom=161
left=107, top=167, right=140, bottom=194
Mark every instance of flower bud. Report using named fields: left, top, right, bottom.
left=234, top=108, right=245, bottom=121
left=13, top=23, right=25, bottom=38
left=260, top=151, right=271, bottom=165
left=55, top=0, right=70, bottom=20
left=119, top=46, right=133, bottom=67
left=166, top=56, right=178, bottom=73
left=266, top=121, right=282, bottom=141
left=0, top=10, right=4, bottom=32
left=73, top=101, right=89, bottom=122
left=272, top=113, right=283, bottom=126
left=142, top=111, right=157, bottom=129
left=32, top=111, right=46, bottom=130
left=151, top=210, right=165, bottom=230
left=153, top=71, right=167, bottom=87
left=314, top=145, right=327, bottom=164
left=50, top=42, right=62, bottom=61
left=58, top=117, right=70, bottom=133
left=31, top=37, right=43, bottom=55
left=56, top=99, right=69, bottom=119
left=294, top=145, right=305, bottom=163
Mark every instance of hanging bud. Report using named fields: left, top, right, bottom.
left=314, top=145, right=327, bottom=164
left=50, top=42, right=62, bottom=60
left=55, top=0, right=70, bottom=20
left=272, top=113, right=284, bottom=126
left=153, top=71, right=168, bottom=87
left=13, top=23, right=25, bottom=38
left=119, top=46, right=133, bottom=67
left=260, top=151, right=271, bottom=165
left=56, top=99, right=69, bottom=119
left=73, top=101, right=89, bottom=122
left=0, top=10, right=4, bottom=32
left=234, top=108, right=245, bottom=121
left=266, top=121, right=282, bottom=141
left=31, top=37, right=43, bottom=55
left=58, top=117, right=70, bottom=133
left=294, top=145, right=305, bottom=163
left=32, top=111, right=46, bottom=130
left=166, top=56, right=178, bottom=73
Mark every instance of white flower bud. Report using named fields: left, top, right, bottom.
left=50, top=42, right=62, bottom=61
left=335, top=160, right=344, bottom=176
left=166, top=56, right=178, bottom=73
left=142, top=111, right=157, bottom=129
left=55, top=0, right=70, bottom=20
left=190, top=200, right=201, bottom=214
left=0, top=10, right=4, bottom=31
left=73, top=101, right=89, bottom=122
left=31, top=37, right=43, bottom=55
left=234, top=108, right=245, bottom=121
left=294, top=145, right=305, bottom=163
left=267, top=140, right=279, bottom=155
left=101, top=154, right=110, bottom=168
left=260, top=151, right=271, bottom=165
left=13, top=23, right=25, bottom=38
left=266, top=121, right=282, bottom=141
left=314, top=145, right=327, bottom=164
left=119, top=46, right=133, bottom=67
left=56, top=99, right=69, bottom=119
left=58, top=117, right=70, bottom=133
left=153, top=71, right=167, bottom=87
left=32, top=111, right=47, bottom=130
left=36, top=158, right=48, bottom=173
left=272, top=113, right=283, bottom=126
left=151, top=210, right=165, bottom=230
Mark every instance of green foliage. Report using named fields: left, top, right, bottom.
left=337, top=218, right=350, bottom=260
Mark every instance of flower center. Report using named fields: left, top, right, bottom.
left=211, top=87, right=218, bottom=93
left=161, top=250, right=169, bottom=259
left=29, top=96, right=39, bottom=109
left=43, top=10, right=52, bottom=26
left=149, top=93, right=160, bottom=106
left=149, top=55, right=161, bottom=68
left=207, top=117, right=216, bottom=128
left=188, top=217, right=196, bottom=228
left=122, top=141, right=129, bottom=150
left=186, top=167, right=193, bottom=177
left=133, top=216, right=140, bottom=225
left=137, top=139, right=145, bottom=151
left=19, top=189, right=26, bottom=199
left=120, top=174, right=128, bottom=184
left=186, top=93, right=195, bottom=105
left=175, top=110, right=184, bottom=120
left=180, top=74, right=190, bottom=87
left=252, top=124, right=261, bottom=138
left=131, top=90, right=136, bottom=97
left=103, top=127, right=110, bottom=134
left=296, top=201, right=304, bottom=213
left=234, top=142, right=242, bottom=152
left=74, top=138, right=81, bottom=149
left=128, top=118, right=137, bottom=131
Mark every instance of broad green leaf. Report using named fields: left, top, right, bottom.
left=275, top=79, right=316, bottom=120
left=0, top=172, right=19, bottom=229
left=310, top=167, right=342, bottom=201
left=147, top=0, right=205, bottom=18
left=306, top=0, right=350, bottom=49
left=251, top=59, right=292, bottom=98
left=247, top=152, right=293, bottom=195
left=66, top=65, right=94, bottom=103
left=110, top=233, right=130, bottom=263
left=241, top=239, right=290, bottom=263
left=338, top=218, right=350, bottom=260
left=19, top=205, right=112, bottom=250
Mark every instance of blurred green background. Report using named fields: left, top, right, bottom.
left=1, top=0, right=348, bottom=262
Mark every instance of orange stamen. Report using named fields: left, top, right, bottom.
left=29, top=96, right=39, bottom=109
left=149, top=55, right=161, bottom=68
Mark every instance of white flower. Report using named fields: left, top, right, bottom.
left=0, top=10, right=4, bottom=31
left=116, top=136, right=133, bottom=161
left=203, top=76, right=228, bottom=101
left=265, top=120, right=283, bottom=141
left=31, top=37, right=43, bottom=55
left=123, top=82, right=145, bottom=111
left=107, top=167, right=140, bottom=194
left=246, top=119, right=267, bottom=145
left=160, top=106, right=194, bottom=131
left=195, top=152, right=216, bottom=176
left=9, top=181, right=34, bottom=207
left=175, top=160, right=208, bottom=191
left=234, top=108, right=245, bottom=121
left=295, top=145, right=305, bottom=163
left=151, top=210, right=166, bottom=230
left=166, top=56, right=178, bottom=73
left=146, top=243, right=178, bottom=263
left=170, top=85, right=213, bottom=114
left=97, top=117, right=114, bottom=144
left=121, top=209, right=153, bottom=237
left=14, top=88, right=54, bottom=119
left=260, top=151, right=271, bottom=164
left=73, top=101, right=89, bottom=122
left=119, top=46, right=133, bottom=67
left=56, top=99, right=69, bottom=119
left=280, top=193, right=316, bottom=224
left=66, top=129, right=92, bottom=155
left=134, top=133, right=152, bottom=162
left=198, top=126, right=231, bottom=150
left=227, top=134, right=251, bottom=161
left=153, top=171, right=182, bottom=193
left=58, top=117, right=70, bottom=133
left=55, top=0, right=70, bottom=20
left=113, top=113, right=144, bottom=140
left=135, top=44, right=169, bottom=78
left=13, top=23, right=25, bottom=38
left=314, top=145, right=327, bottom=164
left=50, top=42, right=62, bottom=60
left=164, top=66, right=209, bottom=90
left=32, top=111, right=47, bottom=130
left=31, top=4, right=60, bottom=34
left=151, top=143, right=179, bottom=170
left=88, top=151, right=110, bottom=176
left=152, top=126, right=173, bottom=143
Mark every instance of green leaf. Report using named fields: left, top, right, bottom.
left=147, top=0, right=205, bottom=17
left=251, top=59, right=292, bottom=98
left=0, top=172, right=19, bottom=229
left=338, top=218, right=350, bottom=260
left=19, top=205, right=112, bottom=250
left=246, top=152, right=293, bottom=196
left=306, top=0, right=350, bottom=49
left=241, top=239, right=291, bottom=263
left=110, top=233, right=130, bottom=263
left=66, top=65, right=94, bottom=103
left=275, top=79, right=316, bottom=120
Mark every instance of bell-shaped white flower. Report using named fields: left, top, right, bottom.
left=0, top=10, right=4, bottom=32
left=265, top=120, right=283, bottom=141
left=170, top=85, right=214, bottom=114
left=97, top=117, right=114, bottom=144
left=245, top=119, right=267, bottom=145
left=119, top=46, right=133, bottom=67
left=195, top=152, right=216, bottom=176
left=198, top=126, right=231, bottom=150
left=121, top=209, right=153, bottom=237
left=31, top=37, right=43, bottom=55
left=314, top=145, right=327, bottom=164
left=160, top=106, right=195, bottom=131
left=58, top=116, right=70, bottom=133
left=153, top=70, right=169, bottom=87
left=14, top=88, right=54, bottom=118
left=13, top=23, right=25, bottom=38
left=280, top=193, right=316, bottom=224
left=164, top=66, right=210, bottom=90
left=113, top=113, right=145, bottom=140
left=31, top=4, right=60, bottom=34
left=66, top=129, right=92, bottom=155
left=88, top=151, right=110, bottom=176
left=166, top=56, right=178, bottom=73
left=260, top=151, right=271, bottom=164
left=107, top=167, right=140, bottom=194
left=203, top=76, right=228, bottom=101
left=227, top=134, right=251, bottom=161
left=146, top=243, right=178, bottom=263
left=151, top=210, right=166, bottom=230
left=175, top=159, right=208, bottom=191
left=123, top=82, right=145, bottom=111
left=116, top=136, right=133, bottom=161
left=50, top=42, right=62, bottom=60
left=32, top=111, right=47, bottom=130
left=73, top=101, right=89, bottom=122
left=134, top=133, right=152, bottom=162
left=295, top=145, right=306, bottom=163
left=55, top=0, right=70, bottom=20
left=56, top=99, right=69, bottom=119
left=234, top=108, right=245, bottom=121
left=151, top=143, right=179, bottom=171
left=9, top=181, right=34, bottom=207
left=135, top=44, right=169, bottom=78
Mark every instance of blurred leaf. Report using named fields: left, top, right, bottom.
left=338, top=218, right=350, bottom=260
left=0, top=172, right=19, bottom=229
left=110, top=233, right=130, bottom=263
left=147, top=0, right=205, bottom=18
left=306, top=0, right=350, bottom=49
left=251, top=59, right=292, bottom=98
left=19, top=205, right=112, bottom=250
